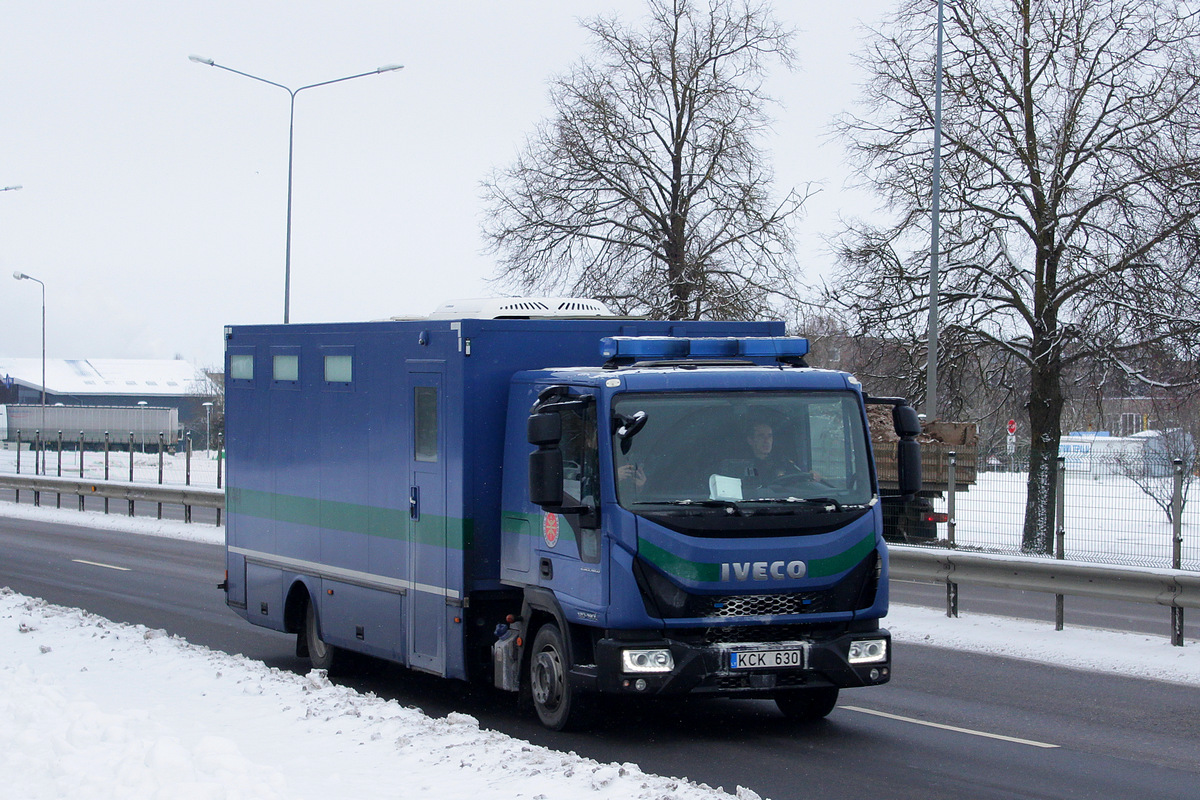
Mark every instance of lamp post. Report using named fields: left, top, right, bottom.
left=203, top=401, right=214, bottom=457
left=12, top=270, right=45, bottom=471
left=189, top=55, right=403, bottom=324
left=926, top=0, right=948, bottom=421
left=136, top=400, right=148, bottom=453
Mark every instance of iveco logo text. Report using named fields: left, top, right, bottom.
left=720, top=561, right=807, bottom=581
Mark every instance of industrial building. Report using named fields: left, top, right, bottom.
left=0, top=358, right=217, bottom=423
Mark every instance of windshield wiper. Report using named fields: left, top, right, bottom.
left=741, top=497, right=845, bottom=512
left=634, top=499, right=743, bottom=515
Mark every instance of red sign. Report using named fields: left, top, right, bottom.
left=1007, top=419, right=1017, bottom=435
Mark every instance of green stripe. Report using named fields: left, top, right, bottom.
left=807, top=531, right=877, bottom=578
left=228, top=486, right=468, bottom=549
left=638, top=538, right=721, bottom=582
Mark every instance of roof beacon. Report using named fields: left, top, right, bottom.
left=599, top=335, right=809, bottom=363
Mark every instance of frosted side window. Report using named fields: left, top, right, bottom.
left=273, top=354, right=299, bottom=382
left=230, top=354, right=254, bottom=380
left=324, top=355, right=352, bottom=383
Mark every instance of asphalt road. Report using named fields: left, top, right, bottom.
left=1, top=511, right=1199, bottom=799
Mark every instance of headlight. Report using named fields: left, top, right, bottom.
left=848, top=638, right=888, bottom=664
left=621, top=648, right=675, bottom=673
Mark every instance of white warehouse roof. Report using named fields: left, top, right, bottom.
left=0, top=358, right=213, bottom=397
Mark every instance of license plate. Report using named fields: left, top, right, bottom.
left=729, top=647, right=806, bottom=670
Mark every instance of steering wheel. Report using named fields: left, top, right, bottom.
left=765, top=470, right=835, bottom=491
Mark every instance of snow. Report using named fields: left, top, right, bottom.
left=0, top=357, right=212, bottom=398
left=1, top=590, right=737, bottom=800
left=0, top=502, right=1198, bottom=798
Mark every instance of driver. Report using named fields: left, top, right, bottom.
left=745, top=420, right=788, bottom=484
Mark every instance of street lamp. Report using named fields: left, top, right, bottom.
left=12, top=270, right=45, bottom=470
left=1, top=185, right=21, bottom=192
left=189, top=55, right=404, bottom=324
left=203, top=401, right=214, bottom=457
left=921, top=0, right=950, bottom=422
left=137, top=400, right=148, bottom=453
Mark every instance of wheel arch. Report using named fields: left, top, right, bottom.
left=284, top=577, right=317, bottom=635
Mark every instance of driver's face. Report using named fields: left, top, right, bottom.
left=748, top=424, right=773, bottom=460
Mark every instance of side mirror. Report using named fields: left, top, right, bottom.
left=893, top=403, right=922, bottom=497
left=892, top=404, right=922, bottom=439
left=529, top=448, right=565, bottom=506
left=528, top=412, right=561, bottom=446
left=897, top=438, right=922, bottom=496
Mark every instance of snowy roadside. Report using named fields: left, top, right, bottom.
left=1, top=501, right=1198, bottom=799
left=0, top=589, right=748, bottom=800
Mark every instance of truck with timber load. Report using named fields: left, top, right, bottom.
left=220, top=299, right=922, bottom=729
left=870, top=406, right=977, bottom=542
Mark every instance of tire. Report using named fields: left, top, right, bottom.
left=528, top=623, right=589, bottom=731
left=775, top=687, right=839, bottom=721
left=303, top=599, right=340, bottom=673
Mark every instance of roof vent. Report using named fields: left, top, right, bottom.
left=424, top=297, right=615, bottom=320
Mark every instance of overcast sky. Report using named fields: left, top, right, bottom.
left=1, top=1, right=893, bottom=369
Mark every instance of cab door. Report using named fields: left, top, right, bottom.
left=535, top=393, right=604, bottom=608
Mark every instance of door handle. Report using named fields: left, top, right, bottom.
left=409, top=486, right=420, bottom=521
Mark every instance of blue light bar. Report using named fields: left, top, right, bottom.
left=599, top=336, right=689, bottom=359
left=687, top=337, right=740, bottom=357
left=738, top=337, right=809, bottom=358
left=599, top=336, right=809, bottom=360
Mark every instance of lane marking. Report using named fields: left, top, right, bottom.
left=71, top=559, right=131, bottom=572
left=840, top=705, right=1060, bottom=749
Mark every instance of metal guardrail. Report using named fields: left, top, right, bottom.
left=0, top=474, right=223, bottom=522
left=890, top=544, right=1197, bottom=645
left=890, top=545, right=1200, bottom=609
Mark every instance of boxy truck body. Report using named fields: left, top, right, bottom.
left=222, top=315, right=916, bottom=728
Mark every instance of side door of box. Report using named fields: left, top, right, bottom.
left=406, top=366, right=447, bottom=675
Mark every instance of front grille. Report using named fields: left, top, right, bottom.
left=685, top=591, right=834, bottom=617
left=711, top=671, right=812, bottom=690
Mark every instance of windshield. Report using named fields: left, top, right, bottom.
left=612, top=391, right=873, bottom=511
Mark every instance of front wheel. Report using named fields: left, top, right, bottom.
left=775, top=687, right=839, bottom=721
left=528, top=623, right=589, bottom=730
left=303, top=600, right=341, bottom=673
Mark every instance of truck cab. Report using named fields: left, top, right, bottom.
left=494, top=335, right=919, bottom=728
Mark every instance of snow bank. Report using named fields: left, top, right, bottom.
left=888, top=604, right=1200, bottom=686
left=0, top=590, right=748, bottom=800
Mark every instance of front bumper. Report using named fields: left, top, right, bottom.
left=575, top=628, right=891, bottom=697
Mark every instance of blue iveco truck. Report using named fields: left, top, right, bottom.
left=221, top=298, right=921, bottom=729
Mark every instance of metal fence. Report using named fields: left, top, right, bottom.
left=922, top=452, right=1196, bottom=573
left=1, top=429, right=222, bottom=489
left=2, top=435, right=1195, bottom=572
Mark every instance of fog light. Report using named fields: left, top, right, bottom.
left=849, top=638, right=888, bottom=664
left=621, top=648, right=674, bottom=673
left=634, top=679, right=647, bottom=691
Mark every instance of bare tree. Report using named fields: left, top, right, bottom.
left=1113, top=428, right=1195, bottom=524
left=482, top=0, right=806, bottom=320
left=829, top=0, right=1200, bottom=551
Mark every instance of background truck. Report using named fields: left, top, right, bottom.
left=870, top=407, right=977, bottom=542
left=221, top=301, right=921, bottom=729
